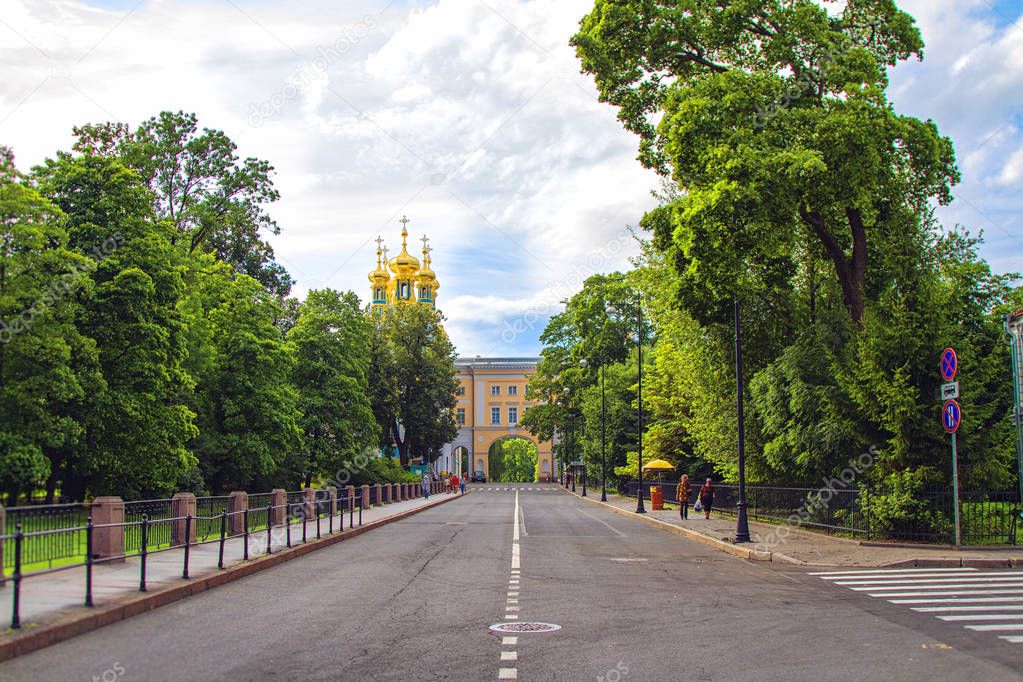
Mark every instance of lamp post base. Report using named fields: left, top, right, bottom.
left=734, top=502, right=751, bottom=543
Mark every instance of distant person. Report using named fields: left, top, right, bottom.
left=676, top=474, right=691, bottom=520
left=699, top=478, right=714, bottom=519
left=451, top=473, right=459, bottom=493
left=459, top=475, right=466, bottom=494
left=422, top=473, right=430, bottom=499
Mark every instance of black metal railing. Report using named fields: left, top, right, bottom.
left=1, top=488, right=368, bottom=630
left=623, top=480, right=1022, bottom=546
left=3, top=503, right=89, bottom=571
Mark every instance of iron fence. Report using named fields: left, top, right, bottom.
left=623, top=480, right=1022, bottom=545
left=1, top=486, right=370, bottom=629
left=3, top=503, right=89, bottom=570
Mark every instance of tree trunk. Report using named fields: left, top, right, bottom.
left=798, top=205, right=867, bottom=325
left=391, top=420, right=409, bottom=468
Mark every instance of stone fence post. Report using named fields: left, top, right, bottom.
left=360, top=484, right=370, bottom=509
left=91, top=496, right=125, bottom=560
left=345, top=485, right=355, bottom=511
left=171, top=492, right=196, bottom=546
left=302, top=489, right=316, bottom=520
left=271, top=489, right=286, bottom=526
left=394, top=483, right=402, bottom=501
left=327, top=486, right=338, bottom=515
left=229, top=491, right=248, bottom=536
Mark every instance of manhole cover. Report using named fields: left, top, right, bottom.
left=489, top=622, right=562, bottom=633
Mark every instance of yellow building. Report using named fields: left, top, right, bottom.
left=441, top=357, right=555, bottom=482
left=369, top=220, right=553, bottom=481
left=368, top=215, right=439, bottom=312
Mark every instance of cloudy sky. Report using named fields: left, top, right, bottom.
left=2, top=0, right=1021, bottom=357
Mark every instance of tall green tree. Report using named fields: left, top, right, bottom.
left=179, top=258, right=300, bottom=493
left=368, top=304, right=458, bottom=467
left=72, top=112, right=293, bottom=297
left=35, top=153, right=198, bottom=498
left=289, top=289, right=378, bottom=486
left=0, top=148, right=99, bottom=503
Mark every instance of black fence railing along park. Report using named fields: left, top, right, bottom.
left=0, top=483, right=416, bottom=629
left=623, top=480, right=1022, bottom=546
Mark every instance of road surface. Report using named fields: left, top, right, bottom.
left=0, top=484, right=1019, bottom=681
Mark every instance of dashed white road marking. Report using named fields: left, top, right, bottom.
left=502, top=637, right=518, bottom=646
left=498, top=668, right=518, bottom=679
left=501, top=651, right=518, bottom=661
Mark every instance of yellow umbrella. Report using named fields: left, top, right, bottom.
left=641, top=459, right=676, bottom=471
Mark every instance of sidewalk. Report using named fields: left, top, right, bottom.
left=0, top=491, right=461, bottom=646
left=567, top=488, right=1023, bottom=567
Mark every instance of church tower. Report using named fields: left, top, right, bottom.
left=369, top=215, right=441, bottom=311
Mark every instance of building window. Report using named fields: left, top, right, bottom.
left=490, top=385, right=501, bottom=396
left=491, top=407, right=501, bottom=425
left=508, top=407, right=518, bottom=425
left=508, top=385, right=518, bottom=396
left=456, top=385, right=465, bottom=396
left=456, top=408, right=465, bottom=425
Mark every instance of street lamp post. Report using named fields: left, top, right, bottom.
left=733, top=298, right=751, bottom=543
left=569, top=407, right=576, bottom=492
left=579, top=356, right=604, bottom=501
left=635, top=298, right=646, bottom=514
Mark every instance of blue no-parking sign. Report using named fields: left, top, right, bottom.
left=943, top=399, right=961, bottom=434
left=940, top=348, right=958, bottom=382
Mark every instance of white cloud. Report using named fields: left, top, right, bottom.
left=2, top=0, right=1018, bottom=358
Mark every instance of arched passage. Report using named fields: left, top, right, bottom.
left=487, top=437, right=538, bottom=483
left=473, top=430, right=553, bottom=483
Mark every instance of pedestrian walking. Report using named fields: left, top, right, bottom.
left=451, top=473, right=459, bottom=493
left=459, top=475, right=466, bottom=493
left=675, top=474, right=691, bottom=520
left=699, top=478, right=714, bottom=519
left=422, top=473, right=430, bottom=499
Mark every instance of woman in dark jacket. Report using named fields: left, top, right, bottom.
left=699, top=479, right=714, bottom=519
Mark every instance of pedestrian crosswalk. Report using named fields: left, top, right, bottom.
left=811, top=567, right=1023, bottom=645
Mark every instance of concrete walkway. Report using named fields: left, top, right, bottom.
left=0, top=491, right=460, bottom=631
left=568, top=487, right=1023, bottom=567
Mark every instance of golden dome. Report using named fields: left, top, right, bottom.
left=388, top=221, right=420, bottom=275
left=368, top=241, right=390, bottom=285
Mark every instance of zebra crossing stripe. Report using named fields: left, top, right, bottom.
left=813, top=568, right=1023, bottom=646
left=892, top=596, right=1023, bottom=605
left=913, top=604, right=1023, bottom=612
left=809, top=568, right=977, bottom=577
left=870, top=588, right=1023, bottom=598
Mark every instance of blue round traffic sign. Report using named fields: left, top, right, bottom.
left=940, top=348, right=958, bottom=382
left=942, top=400, right=961, bottom=434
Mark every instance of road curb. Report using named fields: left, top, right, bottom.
left=561, top=488, right=773, bottom=562
left=880, top=556, right=1022, bottom=569
left=0, top=492, right=464, bottom=662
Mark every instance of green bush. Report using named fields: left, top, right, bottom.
left=860, top=469, right=950, bottom=542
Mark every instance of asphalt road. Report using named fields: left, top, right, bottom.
left=0, top=484, right=1019, bottom=681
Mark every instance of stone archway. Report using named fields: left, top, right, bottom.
left=487, top=436, right=538, bottom=483
left=474, top=430, right=553, bottom=483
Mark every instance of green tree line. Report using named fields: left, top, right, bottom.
left=0, top=112, right=456, bottom=503
left=523, top=1, right=1022, bottom=509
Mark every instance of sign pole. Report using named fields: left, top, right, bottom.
left=951, top=430, right=961, bottom=547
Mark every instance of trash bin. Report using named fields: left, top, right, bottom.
left=650, top=485, right=664, bottom=510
